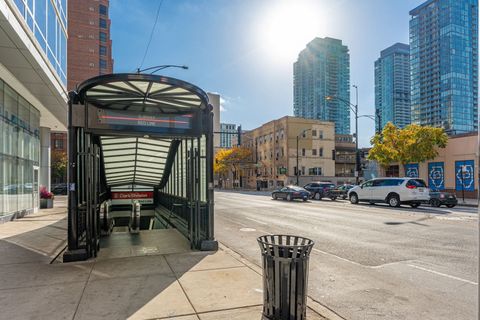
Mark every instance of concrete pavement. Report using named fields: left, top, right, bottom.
left=0, top=196, right=330, bottom=320
left=214, top=190, right=478, bottom=320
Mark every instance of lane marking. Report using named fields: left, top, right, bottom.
left=406, top=264, right=478, bottom=286
left=312, top=248, right=365, bottom=267
left=245, top=217, right=268, bottom=225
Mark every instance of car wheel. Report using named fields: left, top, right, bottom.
left=302, top=197, right=307, bottom=202
left=387, top=194, right=400, bottom=207
left=349, top=193, right=359, bottom=204
left=287, top=194, right=292, bottom=201
left=314, top=192, right=322, bottom=200
left=342, top=195, right=347, bottom=200
left=410, top=203, right=420, bottom=208
left=446, top=204, right=456, bottom=208
left=330, top=196, right=337, bottom=201
left=430, top=199, right=441, bottom=207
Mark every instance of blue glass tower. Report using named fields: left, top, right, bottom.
left=375, top=43, right=411, bottom=131
left=294, top=37, right=350, bottom=135
left=410, top=0, right=478, bottom=134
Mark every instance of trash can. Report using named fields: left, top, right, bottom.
left=257, top=235, right=314, bottom=320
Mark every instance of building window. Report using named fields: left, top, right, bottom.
left=99, top=45, right=107, bottom=56
left=319, top=131, right=324, bottom=139
left=312, top=129, right=317, bottom=137
left=99, top=59, right=107, bottom=69
left=319, top=148, right=323, bottom=157
left=99, top=18, right=107, bottom=29
left=54, top=139, right=64, bottom=149
left=99, top=32, right=107, bottom=42
left=312, top=149, right=317, bottom=156
left=308, top=167, right=322, bottom=176
left=99, top=4, right=108, bottom=15
left=301, top=148, right=305, bottom=156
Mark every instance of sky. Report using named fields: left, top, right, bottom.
left=110, top=0, right=424, bottom=147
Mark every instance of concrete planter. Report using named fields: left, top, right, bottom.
left=40, top=198, right=54, bottom=209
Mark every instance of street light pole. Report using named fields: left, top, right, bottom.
left=353, top=85, right=359, bottom=185
left=296, top=129, right=311, bottom=186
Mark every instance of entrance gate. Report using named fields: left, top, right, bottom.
left=64, top=74, right=216, bottom=262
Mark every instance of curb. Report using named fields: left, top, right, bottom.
left=219, top=243, right=346, bottom=320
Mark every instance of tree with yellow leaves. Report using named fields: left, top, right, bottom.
left=214, top=146, right=252, bottom=187
left=368, top=122, right=448, bottom=173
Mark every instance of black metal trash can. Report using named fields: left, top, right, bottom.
left=257, top=235, right=314, bottom=320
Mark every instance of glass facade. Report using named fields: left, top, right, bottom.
left=294, top=37, right=350, bottom=134
left=375, top=43, right=411, bottom=130
left=12, top=0, right=67, bottom=85
left=0, top=79, right=41, bottom=217
left=410, top=0, right=478, bottom=134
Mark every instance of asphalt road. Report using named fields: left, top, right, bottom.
left=214, top=190, right=478, bottom=320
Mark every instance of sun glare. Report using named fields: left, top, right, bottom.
left=258, top=1, right=321, bottom=64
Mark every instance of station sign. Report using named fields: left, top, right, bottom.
left=111, top=191, right=154, bottom=205
left=455, top=160, right=474, bottom=192
left=428, top=162, right=445, bottom=191
left=405, top=163, right=419, bottom=178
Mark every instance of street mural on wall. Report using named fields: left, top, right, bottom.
left=428, top=162, right=445, bottom=190
left=455, top=160, right=474, bottom=192
left=405, top=163, right=419, bottom=178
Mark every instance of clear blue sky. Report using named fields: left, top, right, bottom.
left=110, top=0, right=424, bottom=147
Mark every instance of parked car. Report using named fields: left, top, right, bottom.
left=329, top=184, right=355, bottom=200
left=272, top=186, right=310, bottom=201
left=348, top=178, right=430, bottom=208
left=303, top=182, right=336, bottom=200
left=52, top=183, right=67, bottom=195
left=429, top=192, right=457, bottom=208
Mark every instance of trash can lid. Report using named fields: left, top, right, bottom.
left=257, top=235, right=314, bottom=258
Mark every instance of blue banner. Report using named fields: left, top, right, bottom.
left=428, top=162, right=445, bottom=191
left=405, top=163, right=419, bottom=178
left=455, top=160, right=475, bottom=192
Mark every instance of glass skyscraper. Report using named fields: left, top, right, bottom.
left=375, top=43, right=411, bottom=131
left=410, top=0, right=478, bottom=134
left=294, top=37, right=350, bottom=135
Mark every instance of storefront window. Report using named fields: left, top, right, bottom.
left=0, top=80, right=40, bottom=217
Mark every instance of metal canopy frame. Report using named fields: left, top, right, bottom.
left=64, top=73, right=216, bottom=262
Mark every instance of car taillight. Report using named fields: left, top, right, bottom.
left=406, top=185, right=416, bottom=189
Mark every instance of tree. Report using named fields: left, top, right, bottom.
left=51, top=150, right=68, bottom=184
left=214, top=146, right=252, bottom=187
left=368, top=122, right=448, bottom=171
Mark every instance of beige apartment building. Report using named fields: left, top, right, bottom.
left=241, top=117, right=336, bottom=189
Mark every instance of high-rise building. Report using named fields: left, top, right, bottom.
left=0, top=0, right=68, bottom=221
left=410, top=0, right=478, bottom=134
left=68, top=0, right=113, bottom=91
left=294, top=37, right=350, bottom=134
left=220, top=123, right=237, bottom=148
left=374, top=43, right=411, bottom=131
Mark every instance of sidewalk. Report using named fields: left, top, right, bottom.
left=0, top=200, right=339, bottom=320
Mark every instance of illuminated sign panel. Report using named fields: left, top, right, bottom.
left=88, top=107, right=202, bottom=136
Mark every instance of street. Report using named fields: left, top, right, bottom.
left=214, top=190, right=478, bottom=320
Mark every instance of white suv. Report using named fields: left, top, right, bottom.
left=348, top=178, right=430, bottom=208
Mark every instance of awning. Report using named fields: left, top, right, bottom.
left=76, top=73, right=209, bottom=114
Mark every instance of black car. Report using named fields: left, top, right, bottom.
left=429, top=192, right=457, bottom=208
left=303, top=182, right=336, bottom=200
left=272, top=186, right=310, bottom=201
left=52, top=183, right=67, bottom=195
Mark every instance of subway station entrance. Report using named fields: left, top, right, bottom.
left=63, top=74, right=216, bottom=262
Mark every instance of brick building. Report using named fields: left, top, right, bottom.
left=67, top=0, right=113, bottom=91
left=52, top=0, right=114, bottom=185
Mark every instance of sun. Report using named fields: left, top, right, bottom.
left=257, top=1, right=321, bottom=64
